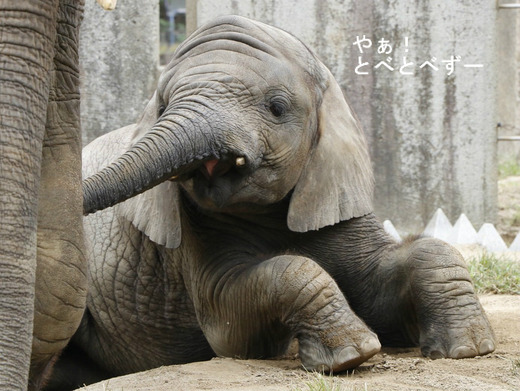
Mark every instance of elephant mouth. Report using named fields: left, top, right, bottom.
left=200, top=158, right=233, bottom=180
left=170, top=151, right=249, bottom=183
left=168, top=153, right=248, bottom=182
left=197, top=153, right=249, bottom=183
left=176, top=153, right=253, bottom=209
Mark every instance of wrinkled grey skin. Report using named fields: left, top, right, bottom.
left=1, top=2, right=159, bottom=390
left=67, top=15, right=495, bottom=388
left=0, top=1, right=87, bottom=390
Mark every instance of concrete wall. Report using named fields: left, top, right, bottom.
left=80, top=0, right=160, bottom=147
left=497, top=8, right=519, bottom=163
left=189, top=0, right=499, bottom=233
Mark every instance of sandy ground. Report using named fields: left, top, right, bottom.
left=80, top=177, right=520, bottom=391
left=80, top=295, right=520, bottom=391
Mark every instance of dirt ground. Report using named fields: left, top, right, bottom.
left=79, top=295, right=520, bottom=391
left=80, top=178, right=520, bottom=391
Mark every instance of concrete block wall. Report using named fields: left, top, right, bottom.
left=189, top=0, right=500, bottom=234
left=496, top=8, right=519, bottom=163
left=80, top=0, right=160, bottom=147
left=79, top=1, right=509, bottom=235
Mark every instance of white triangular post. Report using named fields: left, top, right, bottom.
left=450, top=214, right=478, bottom=245
left=423, top=208, right=453, bottom=242
left=384, top=220, right=402, bottom=242
left=477, top=223, right=508, bottom=252
left=509, top=232, right=520, bottom=251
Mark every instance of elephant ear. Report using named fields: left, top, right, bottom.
left=115, top=181, right=182, bottom=249
left=114, top=93, right=183, bottom=249
left=287, top=68, right=374, bottom=232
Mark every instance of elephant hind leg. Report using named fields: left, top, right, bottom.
left=393, top=237, right=496, bottom=359
left=39, top=341, right=112, bottom=391
left=28, top=353, right=60, bottom=391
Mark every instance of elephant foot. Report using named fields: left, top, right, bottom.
left=298, top=330, right=381, bottom=373
left=419, top=299, right=496, bottom=359
left=402, top=238, right=496, bottom=360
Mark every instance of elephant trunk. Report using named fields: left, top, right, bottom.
left=83, top=115, right=222, bottom=214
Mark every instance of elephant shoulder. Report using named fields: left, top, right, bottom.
left=82, top=124, right=136, bottom=178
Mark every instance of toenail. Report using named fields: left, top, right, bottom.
left=337, top=346, right=361, bottom=364
left=479, top=339, right=495, bottom=355
left=450, top=345, right=477, bottom=359
left=429, top=350, right=446, bottom=359
left=361, top=337, right=381, bottom=355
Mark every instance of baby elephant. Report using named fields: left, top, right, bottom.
left=72, top=14, right=494, bottom=388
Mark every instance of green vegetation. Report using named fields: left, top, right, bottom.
left=512, top=358, right=520, bottom=376
left=293, top=373, right=368, bottom=391
left=512, top=209, right=520, bottom=226
left=468, top=252, right=520, bottom=295
left=498, top=159, right=520, bottom=179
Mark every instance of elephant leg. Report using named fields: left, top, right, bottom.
left=404, top=238, right=495, bottom=358
left=342, top=236, right=495, bottom=359
left=0, top=0, right=59, bottom=388
left=37, top=341, right=112, bottom=391
left=194, top=255, right=380, bottom=372
left=31, top=0, right=87, bottom=387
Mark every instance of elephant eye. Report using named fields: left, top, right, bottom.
left=268, top=101, right=286, bottom=117
left=158, top=104, right=166, bottom=117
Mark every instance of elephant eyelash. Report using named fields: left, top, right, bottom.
left=158, top=104, right=166, bottom=117
left=266, top=96, right=290, bottom=118
left=268, top=101, right=286, bottom=117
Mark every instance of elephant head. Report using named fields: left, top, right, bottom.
left=83, top=15, right=374, bottom=246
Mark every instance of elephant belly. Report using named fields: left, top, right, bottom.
left=82, top=211, right=215, bottom=375
left=77, top=305, right=214, bottom=376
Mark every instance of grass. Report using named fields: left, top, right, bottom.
left=511, top=358, right=520, bottom=376
left=468, top=252, right=520, bottom=295
left=499, top=159, right=520, bottom=179
left=292, top=373, right=368, bottom=391
left=512, top=208, right=520, bottom=226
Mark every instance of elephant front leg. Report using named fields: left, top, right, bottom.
left=194, top=255, right=380, bottom=372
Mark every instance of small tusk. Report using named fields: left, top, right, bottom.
left=96, top=0, right=117, bottom=10
left=169, top=175, right=179, bottom=182
left=235, top=157, right=246, bottom=167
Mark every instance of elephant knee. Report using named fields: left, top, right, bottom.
left=408, top=237, right=466, bottom=268
left=269, top=256, right=338, bottom=301
left=265, top=256, right=348, bottom=324
left=404, top=237, right=475, bottom=296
